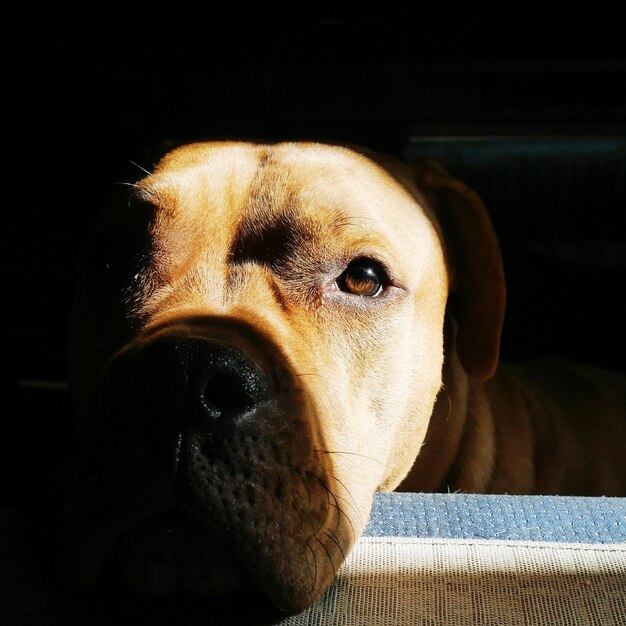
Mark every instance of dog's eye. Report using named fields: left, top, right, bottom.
left=336, top=259, right=387, bottom=297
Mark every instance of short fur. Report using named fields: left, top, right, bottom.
left=63, top=142, right=626, bottom=613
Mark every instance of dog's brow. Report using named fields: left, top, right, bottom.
left=230, top=209, right=320, bottom=267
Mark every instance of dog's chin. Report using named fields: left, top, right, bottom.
left=87, top=508, right=323, bottom=619
left=99, top=510, right=248, bottom=597
left=86, top=571, right=282, bottom=626
left=87, top=513, right=280, bottom=624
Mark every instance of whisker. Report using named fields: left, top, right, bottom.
left=327, top=474, right=364, bottom=528
left=315, top=448, right=388, bottom=467
left=323, top=528, right=346, bottom=562
left=305, top=471, right=358, bottom=541
left=326, top=498, right=357, bottom=542
left=129, top=160, right=153, bottom=176
left=113, top=181, right=142, bottom=188
left=293, top=500, right=319, bottom=537
left=296, top=532, right=316, bottom=575
left=303, top=470, right=340, bottom=537
left=315, top=536, right=336, bottom=580
left=304, top=539, right=319, bottom=597
left=314, top=448, right=389, bottom=526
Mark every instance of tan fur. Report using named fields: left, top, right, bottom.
left=69, top=141, right=626, bottom=611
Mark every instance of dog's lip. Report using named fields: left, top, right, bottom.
left=77, top=578, right=283, bottom=626
left=99, top=508, right=247, bottom=597
left=93, top=507, right=320, bottom=617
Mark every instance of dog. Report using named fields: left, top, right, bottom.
left=54, top=140, right=626, bottom=616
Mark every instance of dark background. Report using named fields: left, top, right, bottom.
left=2, top=8, right=626, bottom=507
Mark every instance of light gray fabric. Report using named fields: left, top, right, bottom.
left=279, top=537, right=626, bottom=625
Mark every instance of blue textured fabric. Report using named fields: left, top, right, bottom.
left=364, top=493, right=626, bottom=543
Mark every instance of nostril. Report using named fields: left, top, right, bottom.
left=193, top=347, right=272, bottom=424
left=201, top=372, right=257, bottom=418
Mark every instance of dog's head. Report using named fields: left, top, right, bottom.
left=54, top=142, right=504, bottom=615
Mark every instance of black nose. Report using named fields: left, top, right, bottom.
left=92, top=337, right=274, bottom=461
left=58, top=338, right=277, bottom=597
left=177, top=338, right=272, bottom=424
left=136, top=337, right=272, bottom=431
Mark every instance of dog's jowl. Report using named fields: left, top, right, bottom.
left=52, top=141, right=626, bottom=615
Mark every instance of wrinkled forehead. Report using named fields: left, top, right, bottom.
left=136, top=142, right=423, bottom=230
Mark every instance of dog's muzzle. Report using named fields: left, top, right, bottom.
left=45, top=330, right=349, bottom=615
left=95, top=337, right=273, bottom=595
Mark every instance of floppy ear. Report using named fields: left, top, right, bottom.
left=414, top=162, right=506, bottom=380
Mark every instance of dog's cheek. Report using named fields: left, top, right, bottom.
left=297, top=318, right=405, bottom=492
left=373, top=314, right=447, bottom=491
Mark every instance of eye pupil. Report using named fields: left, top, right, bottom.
left=337, top=261, right=384, bottom=297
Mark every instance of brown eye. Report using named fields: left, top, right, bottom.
left=336, top=259, right=386, bottom=297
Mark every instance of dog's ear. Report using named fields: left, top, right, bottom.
left=414, top=161, right=506, bottom=380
